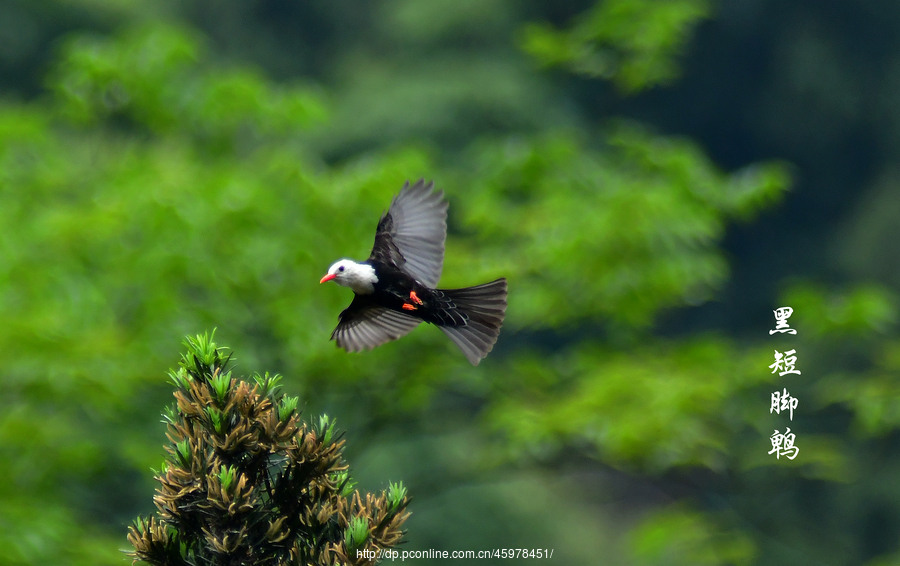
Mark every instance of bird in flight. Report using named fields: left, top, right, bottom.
left=320, top=180, right=507, bottom=365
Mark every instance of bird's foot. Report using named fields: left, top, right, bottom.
left=402, top=303, right=418, bottom=311
left=409, top=290, right=424, bottom=305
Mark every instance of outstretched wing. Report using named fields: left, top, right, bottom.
left=369, top=179, right=447, bottom=288
left=331, top=295, right=421, bottom=352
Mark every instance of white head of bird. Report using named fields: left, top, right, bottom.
left=319, top=259, right=378, bottom=294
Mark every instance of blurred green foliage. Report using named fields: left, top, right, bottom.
left=1, top=1, right=900, bottom=565
left=629, top=505, right=756, bottom=566
left=50, top=25, right=326, bottom=137
left=520, top=0, right=711, bottom=92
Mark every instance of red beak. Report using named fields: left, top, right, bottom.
left=320, top=273, right=336, bottom=284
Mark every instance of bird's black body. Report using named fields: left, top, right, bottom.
left=340, top=259, right=490, bottom=327
left=323, top=180, right=507, bottom=365
left=363, top=260, right=429, bottom=313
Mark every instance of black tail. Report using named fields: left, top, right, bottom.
left=434, top=278, right=507, bottom=365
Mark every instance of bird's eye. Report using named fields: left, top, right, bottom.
left=338, top=265, right=345, bottom=272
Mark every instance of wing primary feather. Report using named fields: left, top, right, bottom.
left=370, top=180, right=448, bottom=287
left=333, top=302, right=421, bottom=352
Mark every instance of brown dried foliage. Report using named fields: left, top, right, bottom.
left=128, top=337, right=410, bottom=566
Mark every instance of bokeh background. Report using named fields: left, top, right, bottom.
left=2, top=0, right=900, bottom=564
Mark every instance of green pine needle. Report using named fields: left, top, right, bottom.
left=218, top=465, right=236, bottom=492
left=175, top=439, right=191, bottom=467
left=344, top=517, right=369, bottom=550
left=278, top=396, right=299, bottom=422
left=387, top=481, right=407, bottom=512
left=209, top=370, right=232, bottom=405
left=317, top=414, right=335, bottom=445
left=205, top=406, right=224, bottom=434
